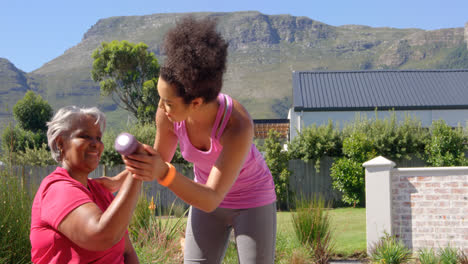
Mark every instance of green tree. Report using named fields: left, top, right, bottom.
left=13, top=91, right=53, bottom=133
left=91, top=40, right=160, bottom=123
left=3, top=91, right=51, bottom=159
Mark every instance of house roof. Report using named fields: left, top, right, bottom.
left=292, top=69, right=468, bottom=112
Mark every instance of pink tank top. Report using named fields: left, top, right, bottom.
left=173, top=93, right=276, bottom=209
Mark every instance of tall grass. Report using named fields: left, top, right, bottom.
left=0, top=167, right=33, bottom=264
left=291, top=195, right=335, bottom=264
left=130, top=192, right=187, bottom=263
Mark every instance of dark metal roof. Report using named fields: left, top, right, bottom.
left=292, top=69, right=468, bottom=111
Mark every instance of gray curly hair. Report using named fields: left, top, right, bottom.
left=46, top=106, right=106, bottom=162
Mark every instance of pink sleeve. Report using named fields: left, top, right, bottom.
left=41, top=180, right=93, bottom=229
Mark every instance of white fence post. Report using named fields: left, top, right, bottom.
left=363, top=156, right=395, bottom=254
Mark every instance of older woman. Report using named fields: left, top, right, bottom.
left=30, top=106, right=140, bottom=264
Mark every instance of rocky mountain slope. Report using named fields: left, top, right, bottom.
left=1, top=11, right=467, bottom=130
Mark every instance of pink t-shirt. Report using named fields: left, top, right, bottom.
left=30, top=167, right=125, bottom=264
left=174, top=93, right=277, bottom=209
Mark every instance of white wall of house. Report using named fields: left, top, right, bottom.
left=289, top=108, right=468, bottom=141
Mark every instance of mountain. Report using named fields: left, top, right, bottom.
left=1, top=11, right=467, bottom=132
left=0, top=58, right=42, bottom=127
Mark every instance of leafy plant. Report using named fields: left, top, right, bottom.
left=264, top=129, right=292, bottom=210
left=424, top=120, right=467, bottom=166
left=100, top=129, right=122, bottom=167
left=288, top=120, right=342, bottom=170
left=342, top=112, right=427, bottom=162
left=12, top=143, right=55, bottom=166
left=330, top=158, right=365, bottom=207
left=291, top=195, right=335, bottom=264
left=368, top=233, right=412, bottom=264
left=1, top=123, right=47, bottom=154
left=331, top=112, right=427, bottom=207
left=438, top=245, right=459, bottom=264
left=418, top=248, right=439, bottom=264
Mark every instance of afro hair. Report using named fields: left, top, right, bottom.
left=160, top=16, right=229, bottom=104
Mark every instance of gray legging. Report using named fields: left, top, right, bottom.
left=184, top=202, right=277, bottom=264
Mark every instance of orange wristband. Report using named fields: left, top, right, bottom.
left=158, top=162, right=176, bottom=187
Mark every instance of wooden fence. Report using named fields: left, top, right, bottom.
left=288, top=156, right=427, bottom=204
left=7, top=164, right=193, bottom=210
left=4, top=156, right=427, bottom=208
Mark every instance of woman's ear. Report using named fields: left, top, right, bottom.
left=190, top=97, right=204, bottom=110
left=56, top=136, right=64, bottom=151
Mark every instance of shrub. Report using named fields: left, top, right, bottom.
left=418, top=248, right=439, bottom=264
left=438, top=245, right=459, bottom=264
left=330, top=158, right=365, bottom=207
left=0, top=168, right=33, bottom=263
left=341, top=131, right=375, bottom=163
left=12, top=143, right=55, bottom=166
left=264, top=130, right=292, bottom=210
left=291, top=195, right=334, bottom=264
left=288, top=121, right=342, bottom=170
left=425, top=120, right=467, bottom=166
left=418, top=245, right=468, bottom=264
left=369, top=233, right=412, bottom=264
left=332, top=112, right=427, bottom=207
left=100, top=129, right=122, bottom=167
left=1, top=124, right=47, bottom=154
left=364, top=113, right=426, bottom=161
left=341, top=112, right=427, bottom=162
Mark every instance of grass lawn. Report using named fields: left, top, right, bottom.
left=161, top=207, right=367, bottom=262
left=276, top=207, right=367, bottom=260
left=329, top=208, right=367, bottom=257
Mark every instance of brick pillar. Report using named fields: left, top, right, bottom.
left=363, top=156, right=396, bottom=254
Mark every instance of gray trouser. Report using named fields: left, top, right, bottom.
left=184, top=202, right=277, bottom=264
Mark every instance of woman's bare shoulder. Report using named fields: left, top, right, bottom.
left=221, top=98, right=253, bottom=142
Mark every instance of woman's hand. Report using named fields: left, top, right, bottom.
left=93, top=170, right=129, bottom=193
left=123, top=144, right=169, bottom=182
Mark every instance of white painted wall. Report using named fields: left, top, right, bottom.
left=363, top=156, right=395, bottom=254
left=289, top=109, right=468, bottom=141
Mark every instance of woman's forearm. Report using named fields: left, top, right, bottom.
left=96, top=174, right=142, bottom=246
left=167, top=172, right=222, bottom=212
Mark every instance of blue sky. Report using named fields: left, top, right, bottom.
left=1, top=0, right=467, bottom=72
